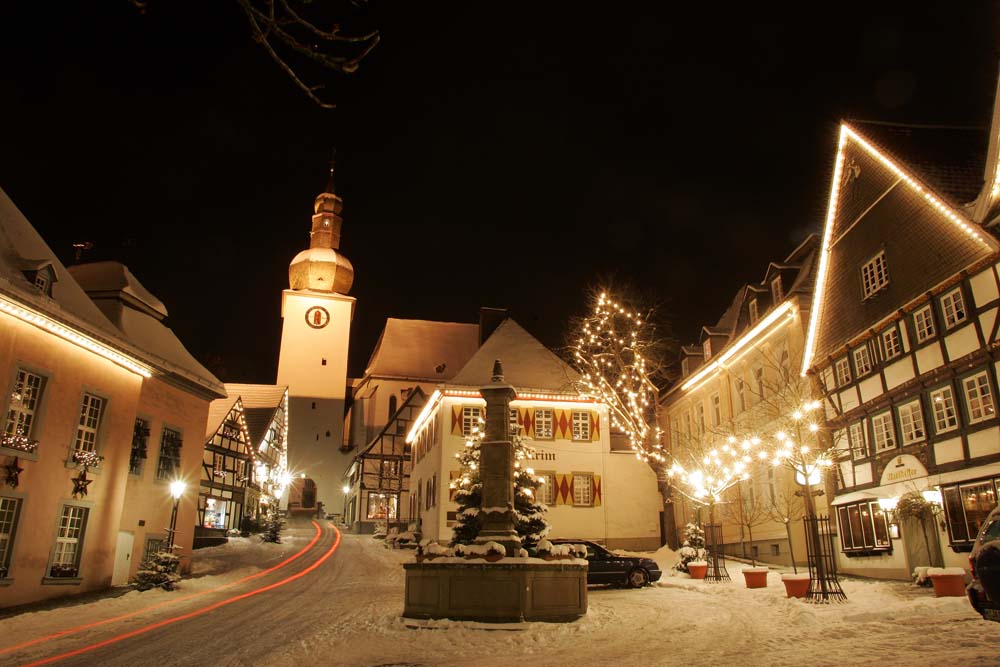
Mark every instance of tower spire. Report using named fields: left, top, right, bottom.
left=325, top=149, right=336, bottom=195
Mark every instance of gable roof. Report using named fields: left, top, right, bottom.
left=355, top=386, right=427, bottom=460
left=363, top=318, right=480, bottom=381
left=802, top=122, right=999, bottom=371
left=205, top=395, right=243, bottom=440
left=448, top=318, right=578, bottom=392
left=224, top=383, right=287, bottom=445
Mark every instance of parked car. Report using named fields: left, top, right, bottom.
left=547, top=539, right=662, bottom=588
left=969, top=504, right=1000, bottom=622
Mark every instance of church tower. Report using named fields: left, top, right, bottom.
left=277, top=160, right=355, bottom=514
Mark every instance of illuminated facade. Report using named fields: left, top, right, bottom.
left=661, top=236, right=821, bottom=564
left=276, top=164, right=355, bottom=513
left=804, top=102, right=1000, bottom=579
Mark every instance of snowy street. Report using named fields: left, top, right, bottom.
left=0, top=523, right=996, bottom=667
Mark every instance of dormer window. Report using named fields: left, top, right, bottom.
left=703, top=339, right=712, bottom=360
left=748, top=299, right=759, bottom=324
left=681, top=358, right=690, bottom=377
left=21, top=264, right=55, bottom=297
left=771, top=276, right=783, bottom=303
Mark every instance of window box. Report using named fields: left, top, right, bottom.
left=48, top=564, right=78, bottom=578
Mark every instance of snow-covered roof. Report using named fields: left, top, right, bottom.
left=69, top=261, right=224, bottom=398
left=448, top=319, right=579, bottom=392
left=223, top=383, right=287, bottom=446
left=0, top=187, right=123, bottom=338
left=205, top=395, right=241, bottom=440
left=363, top=318, right=480, bottom=381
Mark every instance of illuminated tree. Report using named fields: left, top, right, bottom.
left=566, top=288, right=670, bottom=463
left=449, top=414, right=549, bottom=549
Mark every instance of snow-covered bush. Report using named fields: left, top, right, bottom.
left=135, top=550, right=181, bottom=591
left=260, top=512, right=284, bottom=543
left=673, top=523, right=707, bottom=574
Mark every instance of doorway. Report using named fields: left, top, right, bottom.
left=112, top=531, right=135, bottom=586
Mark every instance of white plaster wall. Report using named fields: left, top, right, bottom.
left=839, top=386, right=860, bottom=412
left=944, top=324, right=979, bottom=361
left=853, top=462, right=873, bottom=486
left=970, top=267, right=999, bottom=306
left=915, top=343, right=944, bottom=375
left=968, top=426, right=1000, bottom=459
left=980, top=308, right=997, bottom=345
left=883, top=357, right=915, bottom=390
left=858, top=375, right=883, bottom=404
left=933, top=436, right=964, bottom=465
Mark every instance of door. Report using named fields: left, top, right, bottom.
left=902, top=515, right=942, bottom=571
left=112, top=531, right=134, bottom=586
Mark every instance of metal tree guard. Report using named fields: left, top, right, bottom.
left=703, top=504, right=730, bottom=583
left=803, top=514, right=846, bottom=602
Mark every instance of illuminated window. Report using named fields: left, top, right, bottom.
left=571, top=411, right=591, bottom=441
left=539, top=472, right=556, bottom=505
left=941, top=481, right=997, bottom=545
left=367, top=492, right=398, bottom=520
left=914, top=306, right=936, bottom=343
left=861, top=251, right=889, bottom=299
left=837, top=501, right=890, bottom=552
left=898, top=400, right=925, bottom=445
left=73, top=393, right=104, bottom=454
left=572, top=474, right=594, bottom=507
left=834, top=357, right=851, bottom=387
left=461, top=406, right=483, bottom=437
left=882, top=328, right=902, bottom=360
left=4, top=369, right=45, bottom=442
left=853, top=346, right=872, bottom=377
left=50, top=505, right=88, bottom=578
left=963, top=372, right=996, bottom=424
left=941, top=288, right=967, bottom=329
left=534, top=408, right=554, bottom=439
left=749, top=299, right=759, bottom=324
left=871, top=412, right=895, bottom=452
left=0, top=496, right=21, bottom=578
left=930, top=386, right=959, bottom=434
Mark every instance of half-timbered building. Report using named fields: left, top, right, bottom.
left=804, top=89, right=1000, bottom=578
left=199, top=393, right=253, bottom=541
left=224, top=384, right=289, bottom=521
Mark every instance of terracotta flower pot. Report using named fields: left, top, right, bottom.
left=742, top=567, right=769, bottom=588
left=688, top=562, right=708, bottom=580
left=929, top=572, right=966, bottom=597
left=781, top=574, right=810, bottom=598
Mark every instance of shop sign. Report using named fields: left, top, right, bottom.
left=879, top=454, right=928, bottom=486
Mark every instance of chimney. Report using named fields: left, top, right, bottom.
left=479, top=307, right=508, bottom=346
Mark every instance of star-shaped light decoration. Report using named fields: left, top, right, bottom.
left=4, top=457, right=24, bottom=489
left=71, top=469, right=92, bottom=498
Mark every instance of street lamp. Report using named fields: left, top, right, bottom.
left=167, top=480, right=186, bottom=551
left=342, top=484, right=350, bottom=524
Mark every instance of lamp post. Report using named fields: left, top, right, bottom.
left=342, top=484, right=350, bottom=524
left=167, top=480, right=186, bottom=551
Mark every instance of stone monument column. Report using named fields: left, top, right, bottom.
left=475, top=359, right=522, bottom=557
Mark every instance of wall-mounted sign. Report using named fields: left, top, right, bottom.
left=305, top=306, right=330, bottom=329
left=880, top=454, right=928, bottom=486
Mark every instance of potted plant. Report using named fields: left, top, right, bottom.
left=49, top=564, right=78, bottom=578
left=781, top=573, right=810, bottom=598
left=926, top=567, right=967, bottom=597
left=687, top=560, right=708, bottom=579
left=742, top=565, right=769, bottom=588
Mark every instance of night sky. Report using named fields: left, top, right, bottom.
left=2, top=2, right=998, bottom=383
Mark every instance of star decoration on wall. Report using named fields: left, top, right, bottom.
left=4, top=457, right=24, bottom=489
left=72, top=469, right=92, bottom=498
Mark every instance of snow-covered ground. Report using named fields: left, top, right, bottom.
left=1, top=531, right=996, bottom=667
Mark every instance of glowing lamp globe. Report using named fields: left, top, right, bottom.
left=169, top=480, right=186, bottom=500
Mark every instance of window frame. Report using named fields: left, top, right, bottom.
left=0, top=496, right=22, bottom=578
left=533, top=408, right=554, bottom=440
left=941, top=479, right=998, bottom=548
left=962, top=370, right=996, bottom=425
left=913, top=305, right=936, bottom=343
left=748, top=299, right=759, bottom=324
left=733, top=376, right=747, bottom=414
left=703, top=339, right=712, bottom=360
left=929, top=384, right=959, bottom=435
left=710, top=393, right=721, bottom=428
left=881, top=326, right=902, bottom=360
left=837, top=500, right=892, bottom=553
left=461, top=406, right=483, bottom=438
left=571, top=473, right=594, bottom=507
left=860, top=250, right=890, bottom=299
left=834, top=357, right=851, bottom=387
left=871, top=411, right=896, bottom=453
left=940, top=287, right=967, bottom=330
left=571, top=410, right=591, bottom=442
left=896, top=399, right=925, bottom=445
left=49, top=504, right=89, bottom=578
left=771, top=276, right=783, bottom=303
left=73, top=392, right=106, bottom=455
left=852, top=345, right=872, bottom=378
left=155, top=426, right=183, bottom=481
left=848, top=419, right=869, bottom=459
left=4, top=368, right=46, bottom=444
left=538, top=470, right=557, bottom=505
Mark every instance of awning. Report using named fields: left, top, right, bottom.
left=829, top=490, right=883, bottom=507
left=929, top=462, right=1000, bottom=488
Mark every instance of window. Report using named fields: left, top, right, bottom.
left=142, top=536, right=166, bottom=564
left=778, top=345, right=791, bottom=381
left=4, top=370, right=45, bottom=448
left=34, top=272, right=49, bottom=293
left=388, top=395, right=397, bottom=417
left=914, top=306, right=936, bottom=343
left=897, top=400, right=925, bottom=445
left=881, top=328, right=902, bottom=360
left=710, top=393, right=721, bottom=427
left=572, top=474, right=594, bottom=506
left=770, top=543, right=780, bottom=557
left=681, top=358, right=690, bottom=377
left=73, top=393, right=104, bottom=454
left=941, top=288, right=967, bottom=329
left=571, top=411, right=591, bottom=441
left=0, top=497, right=21, bottom=577
left=871, top=412, right=895, bottom=452
left=509, top=408, right=520, bottom=436
left=853, top=346, right=872, bottom=377
left=367, top=492, right=397, bottom=519
left=156, top=427, right=183, bottom=480
left=461, top=406, right=483, bottom=437
left=837, top=501, right=891, bottom=552
left=848, top=420, right=869, bottom=459
left=539, top=472, right=556, bottom=505
left=534, top=408, right=554, bottom=439
left=942, top=481, right=997, bottom=546
left=930, top=386, right=959, bottom=434
left=425, top=479, right=432, bottom=509
left=703, top=339, right=712, bottom=360
left=748, top=299, right=759, bottom=324
left=963, top=371, right=996, bottom=424
left=771, top=276, right=783, bottom=303
left=734, top=377, right=747, bottom=414
left=380, top=459, right=400, bottom=478
left=861, top=251, right=889, bottom=298
left=682, top=412, right=692, bottom=438
left=694, top=404, right=705, bottom=436
left=130, top=418, right=150, bottom=476
left=834, top=357, right=851, bottom=387
left=753, top=365, right=765, bottom=400
left=50, top=505, right=88, bottom=577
